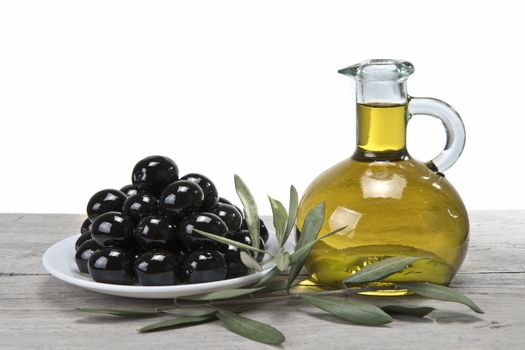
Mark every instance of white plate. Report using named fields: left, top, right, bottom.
left=43, top=232, right=286, bottom=299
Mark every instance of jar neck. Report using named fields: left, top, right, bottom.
left=338, top=59, right=415, bottom=161
left=355, top=79, right=409, bottom=105
left=353, top=103, right=409, bottom=161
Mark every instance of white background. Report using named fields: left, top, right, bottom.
left=1, top=0, right=524, bottom=214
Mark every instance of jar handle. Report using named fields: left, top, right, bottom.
left=408, top=97, right=466, bottom=172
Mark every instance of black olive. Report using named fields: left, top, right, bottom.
left=75, top=239, right=101, bottom=274
left=131, top=155, right=179, bottom=197
left=180, top=173, right=218, bottom=211
left=241, top=218, right=269, bottom=243
left=75, top=231, right=92, bottom=250
left=129, top=244, right=145, bottom=262
left=234, top=205, right=244, bottom=218
left=235, top=229, right=265, bottom=262
left=134, top=215, right=178, bottom=250
left=159, top=180, right=204, bottom=222
left=182, top=250, right=227, bottom=284
left=210, top=203, right=242, bottom=232
left=135, top=250, right=180, bottom=286
left=218, top=198, right=244, bottom=218
left=122, top=194, right=159, bottom=224
left=219, top=233, right=249, bottom=278
left=80, top=218, right=92, bottom=234
left=178, top=212, right=228, bottom=250
left=218, top=197, right=232, bottom=205
left=86, top=189, right=127, bottom=222
left=88, top=247, right=134, bottom=285
left=91, top=211, right=134, bottom=248
left=120, top=184, right=139, bottom=197
left=259, top=220, right=269, bottom=243
left=170, top=246, right=188, bottom=266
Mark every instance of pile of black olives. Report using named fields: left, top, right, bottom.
left=75, top=155, right=268, bottom=286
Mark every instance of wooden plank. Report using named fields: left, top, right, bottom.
left=0, top=212, right=524, bottom=349
left=1, top=271, right=521, bottom=311
left=0, top=273, right=523, bottom=349
left=0, top=214, right=85, bottom=274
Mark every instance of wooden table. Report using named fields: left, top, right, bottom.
left=1, top=211, right=524, bottom=349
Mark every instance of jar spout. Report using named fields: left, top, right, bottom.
left=339, top=59, right=414, bottom=81
left=339, top=59, right=414, bottom=105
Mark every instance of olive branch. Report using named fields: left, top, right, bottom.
left=77, top=175, right=483, bottom=346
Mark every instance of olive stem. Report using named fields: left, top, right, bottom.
left=172, top=286, right=395, bottom=308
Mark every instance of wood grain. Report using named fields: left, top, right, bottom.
left=0, top=211, right=524, bottom=349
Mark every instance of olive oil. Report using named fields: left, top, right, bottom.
left=297, top=102, right=469, bottom=295
left=357, top=103, right=407, bottom=153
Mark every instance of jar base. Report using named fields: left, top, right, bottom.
left=358, top=288, right=411, bottom=296
left=342, top=282, right=413, bottom=296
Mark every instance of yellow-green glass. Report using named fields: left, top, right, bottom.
left=296, top=103, right=469, bottom=295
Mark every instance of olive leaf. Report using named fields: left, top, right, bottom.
left=381, top=305, right=435, bottom=317
left=253, top=266, right=281, bottom=287
left=76, top=307, right=164, bottom=317
left=240, top=251, right=262, bottom=272
left=138, top=315, right=216, bottom=333
left=287, top=203, right=325, bottom=289
left=215, top=307, right=286, bottom=345
left=273, top=249, right=291, bottom=271
left=268, top=196, right=288, bottom=246
left=282, top=185, right=298, bottom=246
left=301, top=295, right=392, bottom=325
left=234, top=175, right=260, bottom=250
left=258, top=277, right=289, bottom=293
left=192, top=228, right=267, bottom=254
left=396, top=282, right=484, bottom=314
left=179, top=287, right=265, bottom=301
left=343, top=257, right=426, bottom=284
left=163, top=307, right=217, bottom=317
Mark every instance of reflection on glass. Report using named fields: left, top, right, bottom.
left=360, top=166, right=407, bottom=200
left=329, top=207, right=363, bottom=239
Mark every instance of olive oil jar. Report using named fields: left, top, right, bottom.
left=296, top=59, right=468, bottom=295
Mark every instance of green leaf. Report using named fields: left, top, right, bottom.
left=258, top=277, right=289, bottom=293
left=274, top=250, right=291, bottom=271
left=163, top=307, right=217, bottom=317
left=301, top=295, right=392, bottom=325
left=397, top=282, right=484, bottom=314
left=138, top=315, right=215, bottom=333
left=282, top=185, right=299, bottom=246
left=253, top=266, right=281, bottom=287
left=240, top=251, right=262, bottom=272
left=287, top=203, right=325, bottom=289
left=343, top=256, right=425, bottom=284
left=215, top=308, right=285, bottom=345
left=179, top=287, right=265, bottom=301
left=192, top=228, right=266, bottom=254
left=268, top=196, right=288, bottom=246
left=76, top=307, right=163, bottom=317
left=296, top=203, right=325, bottom=247
left=289, top=225, right=348, bottom=264
left=234, top=175, right=260, bottom=250
left=381, top=305, right=435, bottom=317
